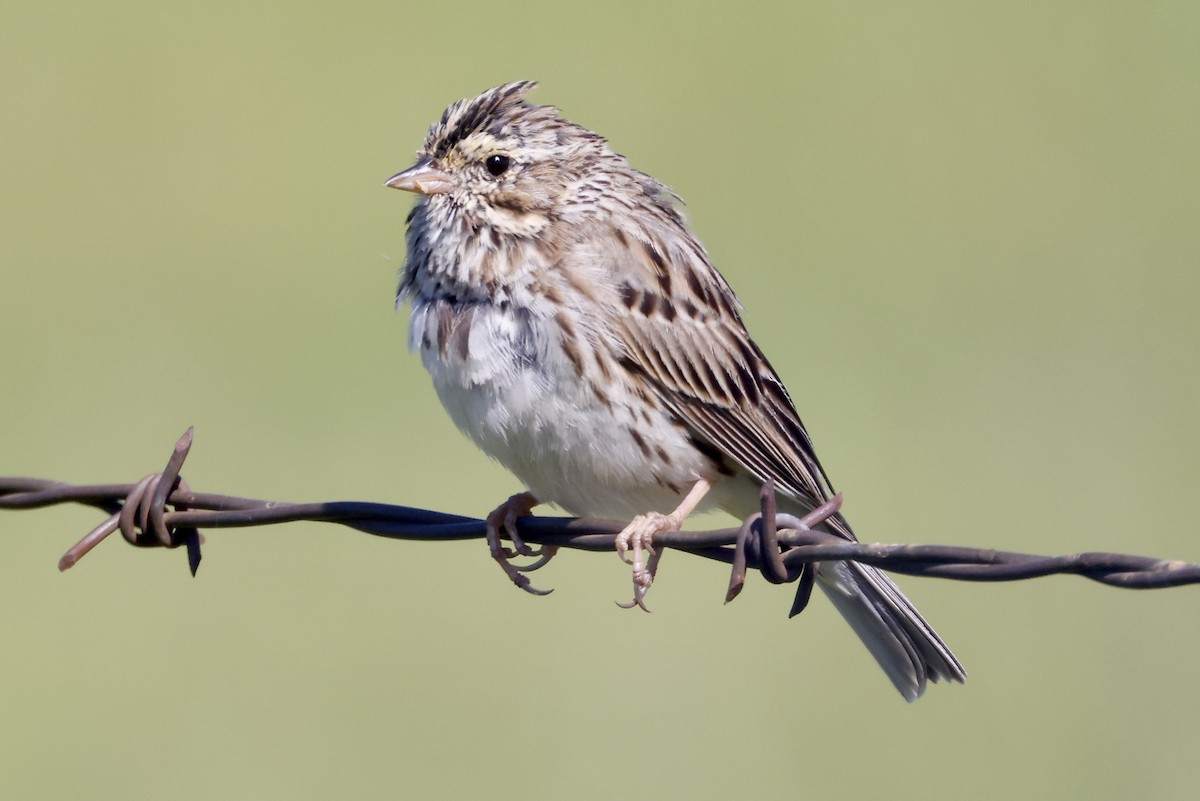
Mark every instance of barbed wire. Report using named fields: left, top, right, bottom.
left=2, top=428, right=1198, bottom=616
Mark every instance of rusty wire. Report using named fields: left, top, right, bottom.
left=2, top=428, right=1199, bottom=614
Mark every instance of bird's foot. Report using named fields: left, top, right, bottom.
left=485, top=492, right=557, bottom=596
left=614, top=511, right=679, bottom=612
left=613, top=478, right=714, bottom=612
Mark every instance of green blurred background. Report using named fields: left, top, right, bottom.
left=3, top=1, right=1199, bottom=798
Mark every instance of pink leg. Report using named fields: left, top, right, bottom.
left=615, top=478, right=713, bottom=612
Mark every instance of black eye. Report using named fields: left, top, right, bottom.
left=484, top=154, right=511, bottom=177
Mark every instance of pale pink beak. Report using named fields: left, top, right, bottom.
left=384, top=158, right=454, bottom=195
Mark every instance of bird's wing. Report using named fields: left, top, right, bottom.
left=584, top=212, right=846, bottom=529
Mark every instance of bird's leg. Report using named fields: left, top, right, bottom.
left=615, top=478, right=712, bottom=612
left=485, top=491, right=557, bottom=596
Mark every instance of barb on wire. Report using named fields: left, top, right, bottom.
left=3, top=429, right=1199, bottom=610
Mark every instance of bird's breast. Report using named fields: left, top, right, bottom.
left=408, top=295, right=715, bottom=518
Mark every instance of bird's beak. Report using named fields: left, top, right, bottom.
left=384, top=158, right=454, bottom=195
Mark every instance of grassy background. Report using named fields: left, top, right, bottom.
left=3, top=2, right=1199, bottom=799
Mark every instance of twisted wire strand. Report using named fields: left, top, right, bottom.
left=3, top=429, right=1198, bottom=607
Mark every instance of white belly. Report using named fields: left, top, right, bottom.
left=410, top=298, right=711, bottom=518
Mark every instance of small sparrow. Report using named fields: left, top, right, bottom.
left=386, top=82, right=965, bottom=700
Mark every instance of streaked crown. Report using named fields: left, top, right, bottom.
left=419, top=81, right=604, bottom=164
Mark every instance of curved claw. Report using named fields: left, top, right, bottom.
left=616, top=595, right=652, bottom=612
left=511, top=546, right=559, bottom=573
left=512, top=574, right=554, bottom=597
left=485, top=492, right=555, bottom=595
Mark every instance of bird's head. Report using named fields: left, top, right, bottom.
left=386, top=81, right=612, bottom=237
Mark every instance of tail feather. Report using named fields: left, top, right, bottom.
left=816, top=561, right=966, bottom=701
left=743, top=495, right=965, bottom=699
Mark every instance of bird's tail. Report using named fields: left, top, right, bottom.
left=815, top=559, right=966, bottom=701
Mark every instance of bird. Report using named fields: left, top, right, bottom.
left=385, top=81, right=965, bottom=700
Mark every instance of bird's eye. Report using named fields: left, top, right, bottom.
left=484, top=154, right=511, bottom=177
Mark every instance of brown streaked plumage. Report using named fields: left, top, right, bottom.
left=386, top=81, right=965, bottom=700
